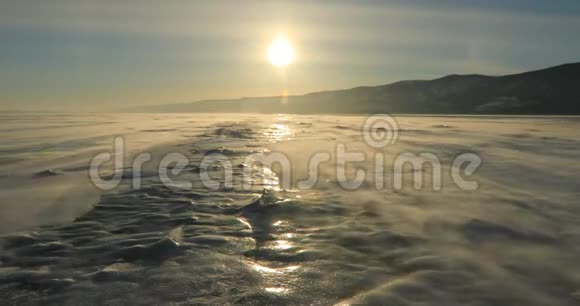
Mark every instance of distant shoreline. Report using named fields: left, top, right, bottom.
left=3, top=110, right=580, bottom=119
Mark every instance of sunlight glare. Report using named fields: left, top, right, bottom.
left=268, top=37, right=294, bottom=67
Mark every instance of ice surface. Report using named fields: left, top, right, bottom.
left=1, top=113, right=580, bottom=305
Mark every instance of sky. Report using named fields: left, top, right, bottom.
left=1, top=0, right=579, bottom=111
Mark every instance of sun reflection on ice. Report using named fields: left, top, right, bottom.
left=237, top=218, right=252, bottom=230
left=265, top=287, right=290, bottom=294
left=263, top=123, right=292, bottom=142
left=273, top=239, right=292, bottom=250
left=273, top=220, right=285, bottom=226
left=250, top=262, right=301, bottom=275
left=251, top=263, right=281, bottom=274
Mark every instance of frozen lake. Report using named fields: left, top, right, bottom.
left=1, top=113, right=580, bottom=305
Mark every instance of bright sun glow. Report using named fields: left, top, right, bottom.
left=268, top=37, right=294, bottom=67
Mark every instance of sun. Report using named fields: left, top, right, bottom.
left=268, top=36, right=294, bottom=67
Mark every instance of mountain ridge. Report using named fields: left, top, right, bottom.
left=133, top=62, right=580, bottom=115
